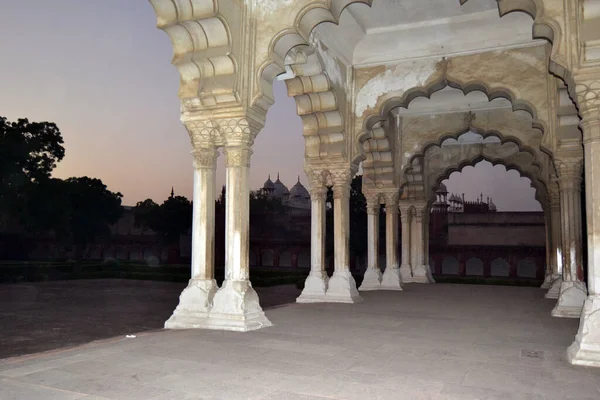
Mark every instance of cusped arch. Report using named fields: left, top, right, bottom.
left=428, top=154, right=547, bottom=208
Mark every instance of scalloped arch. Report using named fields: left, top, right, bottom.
left=430, top=155, right=547, bottom=206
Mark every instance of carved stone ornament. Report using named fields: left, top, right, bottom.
left=399, top=205, right=412, bottom=222
left=383, top=192, right=400, bottom=209
left=186, top=120, right=221, bottom=147
left=555, top=158, right=584, bottom=190
left=216, top=118, right=258, bottom=145
left=364, top=192, right=381, bottom=214
left=575, top=79, right=600, bottom=118
left=192, top=148, right=218, bottom=169
left=224, top=147, right=252, bottom=168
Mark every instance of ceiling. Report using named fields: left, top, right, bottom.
left=313, top=0, right=542, bottom=66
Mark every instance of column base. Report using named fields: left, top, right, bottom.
left=399, top=264, right=412, bottom=282
left=551, top=281, right=587, bottom=318
left=412, top=265, right=435, bottom=283
left=540, top=272, right=555, bottom=289
left=165, top=279, right=218, bottom=329
left=358, top=268, right=382, bottom=291
left=324, top=270, right=362, bottom=303
left=567, top=296, right=600, bottom=366
left=208, top=279, right=272, bottom=332
left=381, top=266, right=404, bottom=290
left=297, top=273, right=329, bottom=303
left=545, top=277, right=562, bottom=299
left=164, top=279, right=218, bottom=329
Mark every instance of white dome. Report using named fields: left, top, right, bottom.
left=436, top=183, right=448, bottom=193
left=289, top=178, right=309, bottom=199
left=263, top=176, right=275, bottom=190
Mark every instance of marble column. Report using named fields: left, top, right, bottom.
left=209, top=144, right=272, bottom=330
left=297, top=181, right=329, bottom=301
left=359, top=194, right=382, bottom=291
left=545, top=194, right=563, bottom=299
left=412, top=203, right=434, bottom=283
left=399, top=204, right=413, bottom=282
left=541, top=207, right=554, bottom=289
left=568, top=80, right=600, bottom=365
left=325, top=170, right=362, bottom=302
left=165, top=147, right=219, bottom=329
left=552, top=156, right=587, bottom=318
left=381, top=193, right=403, bottom=290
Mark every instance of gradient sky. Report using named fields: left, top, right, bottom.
left=0, top=0, right=541, bottom=211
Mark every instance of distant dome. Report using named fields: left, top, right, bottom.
left=263, top=175, right=275, bottom=190
left=289, top=178, right=309, bottom=199
left=489, top=199, right=497, bottom=211
left=273, top=174, right=289, bottom=198
left=436, top=183, right=448, bottom=194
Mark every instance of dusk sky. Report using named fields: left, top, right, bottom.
left=0, top=0, right=541, bottom=212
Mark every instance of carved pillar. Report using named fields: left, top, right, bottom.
left=297, top=176, right=329, bottom=302
left=325, top=169, right=362, bottom=302
left=399, top=203, right=413, bottom=281
left=568, top=78, right=600, bottom=365
left=209, top=118, right=271, bottom=331
left=546, top=191, right=563, bottom=298
left=541, top=206, right=554, bottom=288
left=381, top=193, right=403, bottom=290
left=552, top=156, right=587, bottom=318
left=412, top=202, right=435, bottom=283
left=359, top=193, right=382, bottom=291
left=165, top=138, right=220, bottom=327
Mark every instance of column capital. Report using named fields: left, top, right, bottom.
left=574, top=77, right=600, bottom=143
left=399, top=203, right=412, bottom=222
left=554, top=157, right=583, bottom=190
left=192, top=147, right=219, bottom=170
left=224, top=146, right=252, bottom=168
left=185, top=119, right=221, bottom=148
left=216, top=117, right=262, bottom=147
left=383, top=192, right=400, bottom=210
left=364, top=192, right=381, bottom=215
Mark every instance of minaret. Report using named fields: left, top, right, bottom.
left=170, top=187, right=175, bottom=198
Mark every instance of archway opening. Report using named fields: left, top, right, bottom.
left=429, top=160, right=545, bottom=284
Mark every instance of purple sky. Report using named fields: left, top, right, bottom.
left=0, top=0, right=541, bottom=212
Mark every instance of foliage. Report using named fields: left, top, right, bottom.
left=133, top=192, right=192, bottom=244
left=23, top=177, right=123, bottom=265
left=0, top=116, right=65, bottom=221
left=250, top=189, right=285, bottom=215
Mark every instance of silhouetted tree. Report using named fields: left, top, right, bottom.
left=0, top=116, right=65, bottom=228
left=25, top=177, right=123, bottom=267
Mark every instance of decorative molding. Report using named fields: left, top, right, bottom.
left=186, top=120, right=221, bottom=147
left=216, top=118, right=259, bottom=146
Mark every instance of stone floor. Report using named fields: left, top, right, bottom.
left=1, top=283, right=599, bottom=399
left=0, top=279, right=301, bottom=359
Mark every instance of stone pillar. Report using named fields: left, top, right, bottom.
left=568, top=79, right=600, bottom=365
left=399, top=204, right=413, bottom=282
left=546, top=193, right=563, bottom=298
left=541, top=207, right=554, bottom=288
left=412, top=202, right=434, bottom=283
left=359, top=194, right=382, bottom=291
left=381, top=193, right=403, bottom=290
left=209, top=118, right=271, bottom=331
left=552, top=155, right=587, bottom=318
left=297, top=179, right=329, bottom=302
left=325, top=170, right=362, bottom=302
left=165, top=147, right=219, bottom=329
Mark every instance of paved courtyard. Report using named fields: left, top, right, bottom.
left=1, top=283, right=599, bottom=399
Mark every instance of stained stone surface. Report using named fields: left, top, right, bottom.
left=1, top=284, right=599, bottom=399
left=0, top=280, right=300, bottom=359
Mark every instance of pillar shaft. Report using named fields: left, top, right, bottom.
left=224, top=146, right=252, bottom=281
left=381, top=194, right=403, bottom=290
left=209, top=118, right=271, bottom=331
left=568, top=84, right=600, bottom=364
left=412, top=203, right=434, bottom=283
left=165, top=147, right=219, bottom=329
left=399, top=205, right=412, bottom=281
left=359, top=195, right=382, bottom=291
left=325, top=170, right=361, bottom=302
left=191, top=149, right=218, bottom=279
left=297, top=184, right=329, bottom=301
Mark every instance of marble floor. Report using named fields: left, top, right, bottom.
left=1, top=283, right=598, bottom=400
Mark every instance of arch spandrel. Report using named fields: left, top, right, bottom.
left=354, top=46, right=551, bottom=138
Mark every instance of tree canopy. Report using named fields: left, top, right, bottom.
left=133, top=192, right=192, bottom=245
